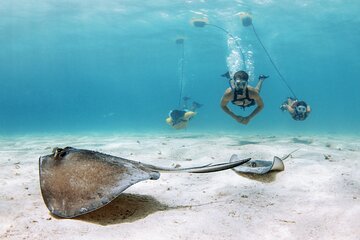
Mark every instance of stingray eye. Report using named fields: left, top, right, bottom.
left=53, top=147, right=66, bottom=160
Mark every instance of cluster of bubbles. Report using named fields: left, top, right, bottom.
left=226, top=37, right=255, bottom=82
left=244, top=47, right=255, bottom=82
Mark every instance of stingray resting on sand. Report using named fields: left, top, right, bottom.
left=39, top=147, right=251, bottom=218
left=231, top=155, right=285, bottom=174
left=230, top=149, right=299, bottom=181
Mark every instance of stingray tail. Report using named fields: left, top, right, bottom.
left=281, top=148, right=300, bottom=161
left=143, top=157, right=251, bottom=173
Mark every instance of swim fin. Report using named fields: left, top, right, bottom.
left=221, top=71, right=231, bottom=79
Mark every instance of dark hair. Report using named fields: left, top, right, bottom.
left=297, top=101, right=308, bottom=108
left=233, top=71, right=249, bottom=81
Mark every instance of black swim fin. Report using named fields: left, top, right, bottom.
left=258, top=75, right=269, bottom=80
left=221, top=71, right=231, bottom=79
left=192, top=101, right=203, bottom=109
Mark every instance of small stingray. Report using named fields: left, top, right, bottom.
left=292, top=137, right=313, bottom=145
left=39, top=147, right=250, bottom=218
left=230, top=149, right=299, bottom=181
left=238, top=140, right=260, bottom=146
left=232, top=155, right=285, bottom=175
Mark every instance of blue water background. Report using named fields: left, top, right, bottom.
left=0, top=0, right=359, bottom=135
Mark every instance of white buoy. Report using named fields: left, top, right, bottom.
left=238, top=12, right=253, bottom=27
left=191, top=17, right=209, bottom=28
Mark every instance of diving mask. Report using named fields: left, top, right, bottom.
left=230, top=78, right=248, bottom=91
left=296, top=105, right=307, bottom=114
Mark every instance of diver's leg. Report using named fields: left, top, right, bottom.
left=288, top=98, right=298, bottom=106
left=254, top=78, right=265, bottom=93
left=286, top=105, right=295, bottom=114
left=280, top=98, right=295, bottom=112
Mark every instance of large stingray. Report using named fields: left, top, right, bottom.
left=39, top=147, right=250, bottom=218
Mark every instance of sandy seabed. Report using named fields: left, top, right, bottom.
left=0, top=133, right=359, bottom=240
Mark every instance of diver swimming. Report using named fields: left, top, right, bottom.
left=280, top=98, right=311, bottom=121
left=192, top=13, right=311, bottom=122
left=166, top=37, right=203, bottom=130
left=220, top=70, right=268, bottom=125
left=166, top=97, right=203, bottom=130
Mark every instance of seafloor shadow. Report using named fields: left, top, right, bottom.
left=75, top=193, right=169, bottom=225
left=235, top=171, right=281, bottom=183
left=291, top=137, right=313, bottom=145
left=227, top=140, right=260, bottom=146
left=166, top=134, right=206, bottom=139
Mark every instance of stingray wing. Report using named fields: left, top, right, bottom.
left=271, top=156, right=285, bottom=171
left=39, top=147, right=160, bottom=218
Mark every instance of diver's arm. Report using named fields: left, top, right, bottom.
left=220, top=88, right=240, bottom=120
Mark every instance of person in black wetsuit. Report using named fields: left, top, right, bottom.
left=220, top=70, right=268, bottom=125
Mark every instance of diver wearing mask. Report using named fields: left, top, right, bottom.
left=220, top=70, right=268, bottom=125
left=280, top=98, right=311, bottom=121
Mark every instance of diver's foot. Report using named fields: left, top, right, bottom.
left=192, top=101, right=203, bottom=109
left=221, top=71, right=231, bottom=79
left=258, top=74, right=269, bottom=80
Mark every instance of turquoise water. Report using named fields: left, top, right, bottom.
left=1, top=0, right=359, bottom=135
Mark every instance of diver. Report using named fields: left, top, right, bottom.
left=280, top=97, right=311, bottom=121
left=166, top=97, right=203, bottom=130
left=220, top=70, right=268, bottom=125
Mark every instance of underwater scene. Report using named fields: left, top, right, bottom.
left=0, top=1, right=359, bottom=240
left=0, top=0, right=359, bottom=135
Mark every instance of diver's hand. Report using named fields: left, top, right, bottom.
left=235, top=116, right=250, bottom=125
left=240, top=116, right=250, bottom=125
left=235, top=116, right=244, bottom=124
